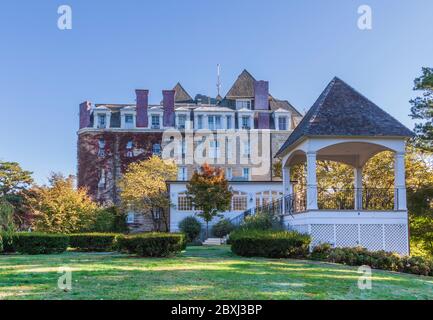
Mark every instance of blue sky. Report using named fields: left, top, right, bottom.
left=0, top=0, right=432, bottom=184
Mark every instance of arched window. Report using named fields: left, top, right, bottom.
left=126, top=140, right=134, bottom=158
left=98, top=139, right=105, bottom=157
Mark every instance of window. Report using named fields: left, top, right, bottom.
left=178, top=167, right=187, bottom=181
left=278, top=117, right=287, bottom=130
left=232, top=192, right=247, bottom=211
left=208, top=116, right=215, bottom=130
left=243, top=140, right=251, bottom=157
left=97, top=114, right=107, bottom=129
left=126, top=140, right=133, bottom=158
left=210, top=140, right=220, bottom=158
left=215, top=116, right=222, bottom=129
left=197, top=115, right=203, bottom=129
left=178, top=115, right=187, bottom=129
left=226, top=115, right=232, bottom=129
left=152, top=143, right=161, bottom=155
left=151, top=115, right=160, bottom=129
left=241, top=116, right=250, bottom=129
left=236, top=99, right=252, bottom=110
left=98, top=139, right=105, bottom=157
left=178, top=195, right=192, bottom=211
left=126, top=212, right=135, bottom=224
left=242, top=168, right=250, bottom=180
left=124, top=114, right=134, bottom=128
left=226, top=168, right=233, bottom=180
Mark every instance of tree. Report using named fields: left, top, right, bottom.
left=30, top=173, right=100, bottom=233
left=0, top=161, right=33, bottom=196
left=0, top=161, right=34, bottom=229
left=118, top=156, right=177, bottom=231
left=186, top=164, right=233, bottom=238
left=410, top=67, right=433, bottom=151
left=0, top=198, right=15, bottom=232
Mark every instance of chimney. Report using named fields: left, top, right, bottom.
left=254, top=80, right=270, bottom=129
left=162, top=89, right=175, bottom=127
left=136, top=89, right=149, bottom=127
left=79, top=101, right=92, bottom=129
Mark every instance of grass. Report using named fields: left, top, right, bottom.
left=0, top=246, right=432, bottom=300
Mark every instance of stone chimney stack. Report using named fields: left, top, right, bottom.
left=79, top=101, right=92, bottom=129
left=136, top=89, right=149, bottom=127
left=254, top=80, right=270, bottom=129
left=162, top=89, right=175, bottom=127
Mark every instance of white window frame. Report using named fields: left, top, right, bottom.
left=242, top=168, right=251, bottom=181
left=126, top=212, right=135, bottom=224
left=178, top=167, right=188, bottom=181
left=236, top=99, right=252, bottom=110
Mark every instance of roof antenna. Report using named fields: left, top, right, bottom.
left=216, top=64, right=222, bottom=97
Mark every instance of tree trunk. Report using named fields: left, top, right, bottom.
left=206, top=221, right=209, bottom=239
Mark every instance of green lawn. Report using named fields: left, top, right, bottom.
left=1, top=246, right=432, bottom=300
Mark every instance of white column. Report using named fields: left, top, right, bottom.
left=354, top=167, right=363, bottom=210
left=394, top=152, right=407, bottom=210
left=306, top=152, right=318, bottom=210
left=283, top=166, right=291, bottom=195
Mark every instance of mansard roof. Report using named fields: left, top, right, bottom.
left=173, top=82, right=194, bottom=103
left=276, top=77, right=414, bottom=157
left=269, top=96, right=302, bottom=117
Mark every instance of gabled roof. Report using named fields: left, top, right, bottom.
left=225, top=69, right=256, bottom=98
left=173, top=82, right=194, bottom=103
left=276, top=77, right=414, bottom=157
left=269, top=96, right=302, bottom=117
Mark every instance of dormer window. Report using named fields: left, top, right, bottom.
left=124, top=114, right=134, bottom=129
left=97, top=114, right=107, bottom=129
left=236, top=99, right=252, bottom=110
left=151, top=115, right=160, bottom=129
left=278, top=117, right=287, bottom=130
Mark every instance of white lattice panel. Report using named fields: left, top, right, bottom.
left=360, top=224, right=383, bottom=251
left=311, top=224, right=334, bottom=247
left=384, top=224, right=408, bottom=254
left=335, top=224, right=358, bottom=248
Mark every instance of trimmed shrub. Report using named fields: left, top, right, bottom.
left=69, top=233, right=117, bottom=252
left=115, top=233, right=186, bottom=257
left=312, top=246, right=433, bottom=277
left=230, top=229, right=311, bottom=258
left=212, top=219, right=235, bottom=238
left=14, top=233, right=69, bottom=255
left=178, top=216, right=202, bottom=242
left=241, top=211, right=283, bottom=231
left=0, top=232, right=18, bottom=253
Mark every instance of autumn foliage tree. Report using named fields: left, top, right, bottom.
left=30, top=173, right=100, bottom=234
left=118, top=156, right=177, bottom=231
left=186, top=164, right=233, bottom=238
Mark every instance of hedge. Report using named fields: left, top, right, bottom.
left=14, top=233, right=69, bottom=255
left=69, top=233, right=117, bottom=252
left=116, top=233, right=186, bottom=257
left=0, top=232, right=17, bottom=253
left=311, top=244, right=433, bottom=277
left=230, top=229, right=311, bottom=258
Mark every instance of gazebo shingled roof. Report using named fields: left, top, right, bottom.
left=276, top=77, right=414, bottom=157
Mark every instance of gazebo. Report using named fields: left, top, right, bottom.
left=275, top=77, right=414, bottom=254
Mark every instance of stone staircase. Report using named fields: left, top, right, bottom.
left=203, top=238, right=224, bottom=246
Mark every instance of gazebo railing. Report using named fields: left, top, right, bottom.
left=318, top=187, right=395, bottom=210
